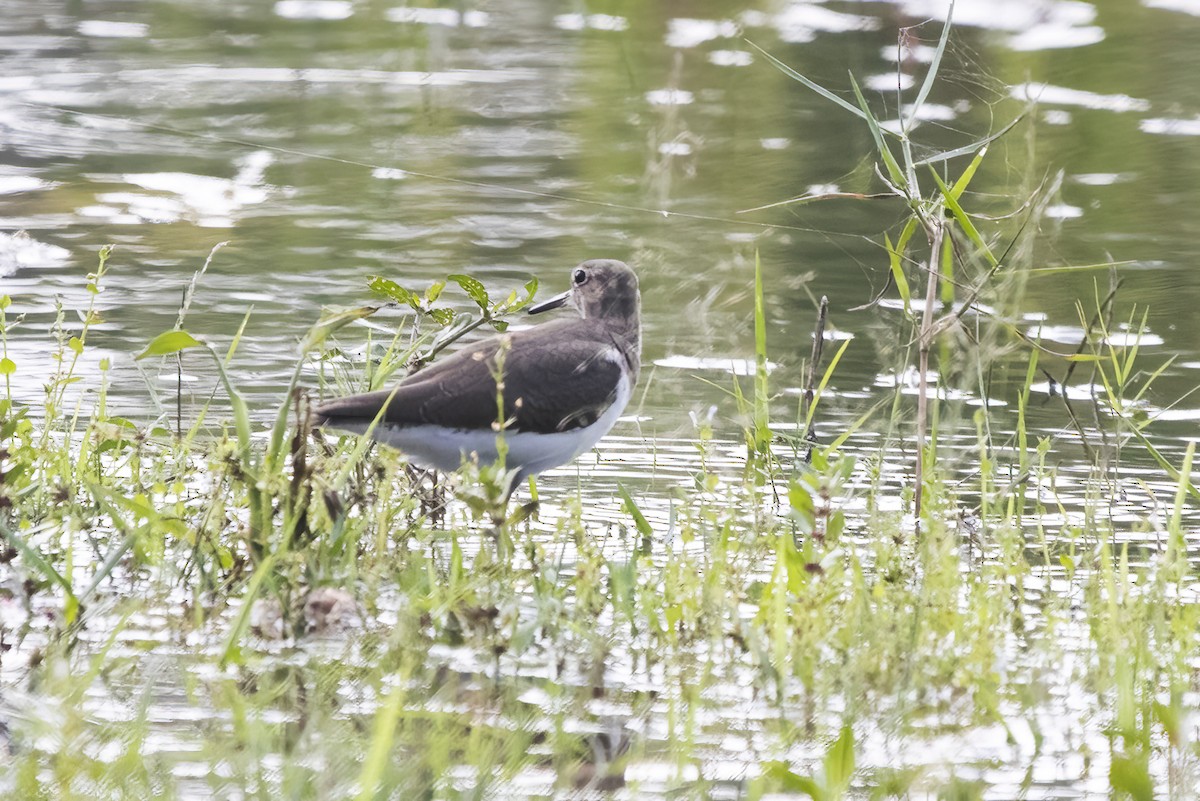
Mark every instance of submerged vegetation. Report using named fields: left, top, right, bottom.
left=3, top=17, right=1200, bottom=801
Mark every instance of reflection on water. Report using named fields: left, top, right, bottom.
left=4, top=0, right=1200, bottom=796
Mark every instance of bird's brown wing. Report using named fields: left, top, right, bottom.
left=315, top=320, right=626, bottom=434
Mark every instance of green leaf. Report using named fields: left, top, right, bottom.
left=746, top=41, right=871, bottom=124
left=220, top=552, right=278, bottom=667
left=368, top=276, right=421, bottom=311
left=425, top=280, right=445, bottom=304
left=912, top=105, right=1031, bottom=167
left=929, top=168, right=998, bottom=268
left=824, top=726, right=856, bottom=796
left=448, top=274, right=490, bottom=309
left=356, top=681, right=407, bottom=801
left=762, top=761, right=822, bottom=798
left=906, top=0, right=955, bottom=132
left=68, top=336, right=84, bottom=355
left=0, top=357, right=14, bottom=375
left=1110, top=754, right=1154, bottom=801
left=428, top=308, right=455, bottom=326
left=136, top=329, right=204, bottom=360
left=804, top=338, right=851, bottom=430
left=848, top=72, right=907, bottom=191
left=950, top=145, right=987, bottom=201
left=0, top=295, right=10, bottom=310
left=299, top=305, right=380, bottom=353
left=884, top=231, right=912, bottom=313
left=0, top=521, right=79, bottom=612
left=788, top=480, right=815, bottom=531
left=752, top=251, right=770, bottom=454
left=618, top=484, right=653, bottom=539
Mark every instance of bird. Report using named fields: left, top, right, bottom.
left=314, top=259, right=641, bottom=500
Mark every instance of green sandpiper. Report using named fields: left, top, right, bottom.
left=315, top=259, right=642, bottom=498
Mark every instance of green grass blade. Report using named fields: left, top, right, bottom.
left=1026, top=260, right=1136, bottom=275
left=950, top=145, right=986, bottom=201
left=745, top=40, right=869, bottom=122
left=220, top=552, right=278, bottom=666
left=912, top=106, right=1030, bottom=166
left=356, top=680, right=406, bottom=801
left=1132, top=354, right=1176, bottom=404
left=0, top=521, right=77, bottom=605
left=206, top=346, right=253, bottom=454
left=1169, top=442, right=1195, bottom=536
left=266, top=360, right=306, bottom=473
left=618, top=484, right=653, bottom=539
left=849, top=72, right=908, bottom=191
left=224, top=308, right=253, bottom=367
left=906, top=0, right=955, bottom=131
left=753, top=251, right=770, bottom=453
left=826, top=399, right=887, bottom=453
left=929, top=168, right=998, bottom=267
left=804, top=338, right=852, bottom=428
left=885, top=231, right=912, bottom=314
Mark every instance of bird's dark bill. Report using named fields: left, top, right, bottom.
left=527, top=290, right=571, bottom=315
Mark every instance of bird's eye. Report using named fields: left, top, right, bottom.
left=573, top=268, right=588, bottom=286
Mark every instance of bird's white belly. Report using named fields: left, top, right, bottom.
left=350, top=370, right=632, bottom=479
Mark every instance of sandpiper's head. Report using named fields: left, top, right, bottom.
left=527, top=259, right=640, bottom=325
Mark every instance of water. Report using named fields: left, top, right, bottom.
left=4, top=0, right=1200, bottom=797
left=2, top=0, right=1195, bottom=442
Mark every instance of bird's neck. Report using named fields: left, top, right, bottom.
left=605, top=311, right=641, bottom=379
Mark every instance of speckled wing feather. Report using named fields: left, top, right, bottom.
left=315, top=319, right=628, bottom=435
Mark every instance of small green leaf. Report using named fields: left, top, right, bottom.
left=425, top=280, right=445, bottom=304
left=448, top=274, right=490, bottom=309
left=299, top=305, right=380, bottom=353
left=824, top=725, right=856, bottom=794
left=762, top=761, right=822, bottom=797
left=68, top=336, right=84, bottom=355
left=788, top=483, right=815, bottom=534
left=1110, top=754, right=1154, bottom=801
left=0, top=295, right=10, bottom=310
left=489, top=320, right=509, bottom=332
left=428, top=308, right=454, bottom=326
left=136, top=329, right=204, bottom=360
left=368, top=276, right=421, bottom=311
left=0, top=357, right=14, bottom=375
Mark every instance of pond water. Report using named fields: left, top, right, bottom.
left=3, top=0, right=1200, bottom=797
left=3, top=0, right=1199, bottom=455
